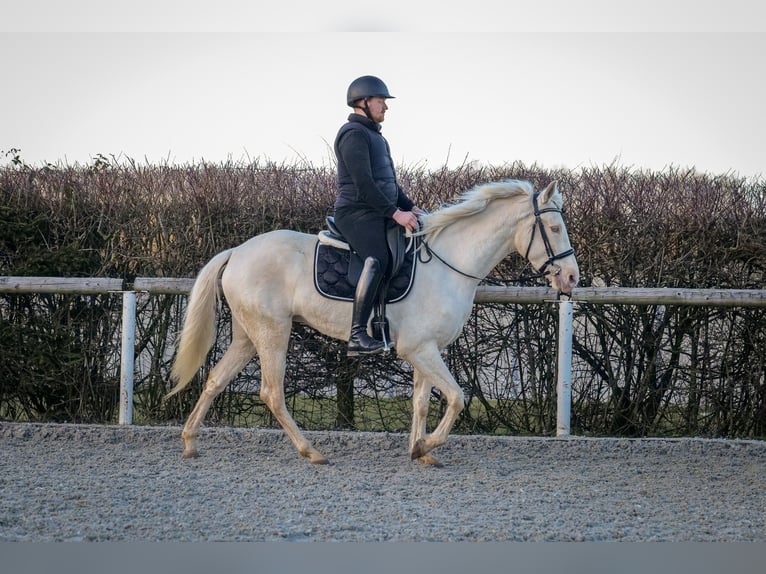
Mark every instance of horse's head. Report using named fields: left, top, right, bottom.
left=517, top=181, right=580, bottom=295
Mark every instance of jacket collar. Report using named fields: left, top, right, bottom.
left=348, top=113, right=382, bottom=132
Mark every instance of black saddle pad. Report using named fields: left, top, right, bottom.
left=313, top=241, right=417, bottom=303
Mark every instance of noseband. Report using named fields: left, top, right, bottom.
left=523, top=191, right=575, bottom=278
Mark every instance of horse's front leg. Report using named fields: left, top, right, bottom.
left=409, top=368, right=443, bottom=467
left=403, top=344, right=465, bottom=463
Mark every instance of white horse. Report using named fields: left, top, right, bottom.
left=167, top=179, right=579, bottom=466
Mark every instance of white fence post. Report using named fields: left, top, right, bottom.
left=556, top=298, right=574, bottom=436
left=119, top=291, right=136, bottom=425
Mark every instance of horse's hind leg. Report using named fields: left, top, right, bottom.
left=255, top=320, right=329, bottom=465
left=181, top=329, right=255, bottom=458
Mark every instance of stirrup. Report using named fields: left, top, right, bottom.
left=372, top=315, right=394, bottom=353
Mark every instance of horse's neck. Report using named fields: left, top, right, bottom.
left=429, top=199, right=524, bottom=281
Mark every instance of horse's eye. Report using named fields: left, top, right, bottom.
left=551, top=225, right=561, bottom=233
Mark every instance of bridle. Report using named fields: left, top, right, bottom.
left=523, top=191, right=576, bottom=279
left=418, top=190, right=575, bottom=284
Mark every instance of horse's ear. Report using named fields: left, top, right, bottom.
left=541, top=180, right=559, bottom=203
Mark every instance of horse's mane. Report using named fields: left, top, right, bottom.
left=417, top=179, right=535, bottom=239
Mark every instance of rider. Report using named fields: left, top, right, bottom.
left=333, top=75, right=423, bottom=356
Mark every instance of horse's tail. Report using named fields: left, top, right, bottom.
left=166, top=248, right=234, bottom=398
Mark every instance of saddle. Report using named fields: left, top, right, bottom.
left=314, top=216, right=418, bottom=345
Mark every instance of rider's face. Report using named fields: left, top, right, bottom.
left=365, top=97, right=388, bottom=123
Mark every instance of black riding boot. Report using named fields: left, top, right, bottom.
left=348, top=257, right=386, bottom=356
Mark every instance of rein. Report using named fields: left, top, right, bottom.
left=417, top=190, right=575, bottom=286
left=418, top=238, right=484, bottom=282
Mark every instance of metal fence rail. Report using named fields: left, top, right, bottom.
left=3, top=276, right=765, bottom=431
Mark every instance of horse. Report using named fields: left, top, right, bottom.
left=167, top=179, right=579, bottom=466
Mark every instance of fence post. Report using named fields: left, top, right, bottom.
left=556, top=298, right=574, bottom=436
left=119, top=291, right=136, bottom=425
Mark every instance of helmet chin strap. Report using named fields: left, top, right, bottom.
left=360, top=98, right=375, bottom=122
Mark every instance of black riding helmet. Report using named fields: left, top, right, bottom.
left=346, top=75, right=395, bottom=109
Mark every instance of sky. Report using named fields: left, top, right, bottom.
left=2, top=1, right=765, bottom=178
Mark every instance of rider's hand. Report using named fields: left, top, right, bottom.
left=393, top=209, right=418, bottom=233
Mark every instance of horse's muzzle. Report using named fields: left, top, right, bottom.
left=546, top=261, right=579, bottom=295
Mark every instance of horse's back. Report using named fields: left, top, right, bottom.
left=222, top=229, right=315, bottom=302
left=238, top=228, right=315, bottom=255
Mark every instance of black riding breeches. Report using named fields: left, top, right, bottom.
left=333, top=208, right=391, bottom=276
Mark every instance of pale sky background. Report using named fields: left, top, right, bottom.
left=2, top=1, right=765, bottom=178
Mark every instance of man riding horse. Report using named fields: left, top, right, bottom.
left=332, top=75, right=424, bottom=356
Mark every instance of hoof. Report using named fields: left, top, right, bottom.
left=181, top=449, right=200, bottom=459
left=410, top=438, right=428, bottom=460
left=310, top=455, right=330, bottom=465
left=415, top=454, right=444, bottom=468
left=305, top=451, right=330, bottom=465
